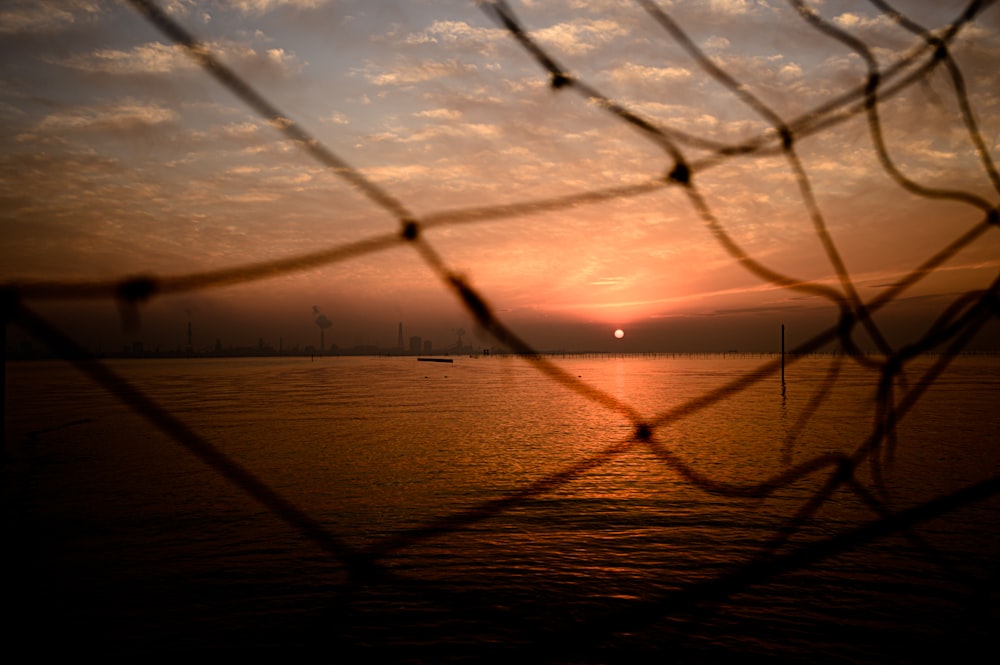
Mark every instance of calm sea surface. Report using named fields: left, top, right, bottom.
left=4, top=354, right=999, bottom=662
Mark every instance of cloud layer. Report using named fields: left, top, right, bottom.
left=2, top=0, right=998, bottom=352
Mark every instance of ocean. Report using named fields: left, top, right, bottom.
left=3, top=353, right=999, bottom=662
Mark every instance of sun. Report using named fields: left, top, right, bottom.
left=614, top=328, right=625, bottom=339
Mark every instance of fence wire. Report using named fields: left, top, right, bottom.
left=3, top=0, right=1000, bottom=660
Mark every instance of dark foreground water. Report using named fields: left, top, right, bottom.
left=3, top=354, right=999, bottom=662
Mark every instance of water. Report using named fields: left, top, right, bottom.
left=4, top=354, right=999, bottom=662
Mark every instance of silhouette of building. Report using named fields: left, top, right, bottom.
left=423, top=339, right=432, bottom=354
left=409, top=336, right=422, bottom=355
left=397, top=322, right=404, bottom=351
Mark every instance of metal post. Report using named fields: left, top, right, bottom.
left=781, top=323, right=785, bottom=387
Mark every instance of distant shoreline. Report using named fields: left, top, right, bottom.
left=5, top=349, right=999, bottom=362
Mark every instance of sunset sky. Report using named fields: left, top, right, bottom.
left=2, top=0, right=998, bottom=353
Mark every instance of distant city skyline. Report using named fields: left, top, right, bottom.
left=10, top=292, right=998, bottom=358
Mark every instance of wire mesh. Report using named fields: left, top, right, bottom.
left=3, top=0, right=999, bottom=660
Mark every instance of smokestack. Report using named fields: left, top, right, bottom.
left=312, top=306, right=333, bottom=355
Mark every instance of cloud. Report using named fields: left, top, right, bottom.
left=703, top=36, right=731, bottom=51
left=227, top=0, right=329, bottom=15
left=222, top=191, right=282, bottom=203
left=608, top=62, right=693, bottom=83
left=363, top=59, right=479, bottom=86
left=906, top=139, right=957, bottom=162
left=48, top=39, right=304, bottom=77
left=221, top=120, right=264, bottom=137
left=37, top=100, right=179, bottom=133
left=0, top=0, right=100, bottom=34
left=709, top=0, right=750, bottom=16
left=590, top=276, right=627, bottom=286
left=833, top=12, right=863, bottom=28
left=225, top=165, right=262, bottom=175
left=831, top=11, right=897, bottom=32
left=533, top=19, right=629, bottom=56
left=359, top=164, right=432, bottom=182
left=414, top=108, right=463, bottom=120
left=367, top=122, right=500, bottom=144
left=779, top=62, right=803, bottom=79
left=52, top=42, right=193, bottom=74
left=404, top=20, right=506, bottom=47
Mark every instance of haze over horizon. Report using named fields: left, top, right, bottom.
left=2, top=0, right=999, bottom=355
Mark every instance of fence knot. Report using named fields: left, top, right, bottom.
left=634, top=422, right=653, bottom=442
left=667, top=161, right=691, bottom=186
left=551, top=72, right=572, bottom=89
left=401, top=219, right=420, bottom=241
left=116, top=276, right=159, bottom=304
left=779, top=126, right=794, bottom=150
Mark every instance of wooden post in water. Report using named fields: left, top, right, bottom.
left=781, top=323, right=785, bottom=388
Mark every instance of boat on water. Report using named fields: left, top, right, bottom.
left=417, top=357, right=453, bottom=363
